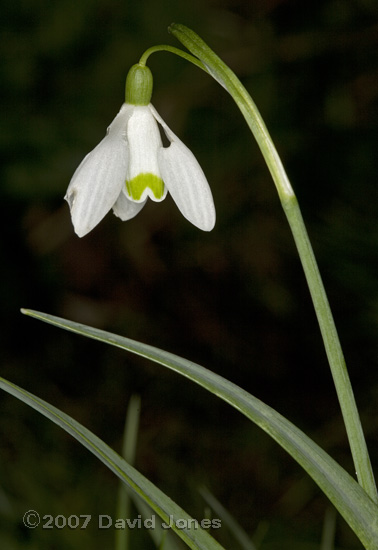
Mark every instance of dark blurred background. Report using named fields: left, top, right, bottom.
left=1, top=0, right=378, bottom=548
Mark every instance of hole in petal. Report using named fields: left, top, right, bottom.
left=65, top=190, right=76, bottom=209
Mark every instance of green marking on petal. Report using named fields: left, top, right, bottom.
left=126, top=173, right=165, bottom=201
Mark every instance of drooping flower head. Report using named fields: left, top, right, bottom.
left=65, top=63, right=215, bottom=237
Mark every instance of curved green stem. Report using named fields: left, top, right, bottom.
left=282, top=195, right=378, bottom=504
left=169, top=23, right=377, bottom=504
left=139, top=44, right=207, bottom=72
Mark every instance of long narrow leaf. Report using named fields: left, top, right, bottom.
left=199, top=486, right=257, bottom=550
left=20, top=309, right=378, bottom=549
left=0, top=375, right=225, bottom=550
left=118, top=395, right=182, bottom=550
left=116, top=394, right=141, bottom=550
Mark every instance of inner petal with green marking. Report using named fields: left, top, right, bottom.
left=126, top=173, right=165, bottom=202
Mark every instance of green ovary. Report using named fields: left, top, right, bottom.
left=126, top=173, right=165, bottom=201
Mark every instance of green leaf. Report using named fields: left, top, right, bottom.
left=0, top=375, right=225, bottom=550
left=116, top=394, right=141, bottom=550
left=199, top=486, right=257, bottom=550
left=117, top=395, right=182, bottom=550
left=19, top=309, right=378, bottom=549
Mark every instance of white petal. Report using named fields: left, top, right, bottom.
left=112, top=190, right=146, bottom=221
left=65, top=104, right=134, bottom=237
left=125, top=106, right=167, bottom=202
left=150, top=105, right=216, bottom=231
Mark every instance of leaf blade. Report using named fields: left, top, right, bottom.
left=20, top=309, right=378, bottom=550
left=0, top=374, right=226, bottom=550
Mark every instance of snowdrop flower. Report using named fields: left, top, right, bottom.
left=65, top=64, right=215, bottom=237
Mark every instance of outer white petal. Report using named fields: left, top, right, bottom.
left=65, top=104, right=134, bottom=237
left=149, top=104, right=215, bottom=231
left=112, top=190, right=146, bottom=221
